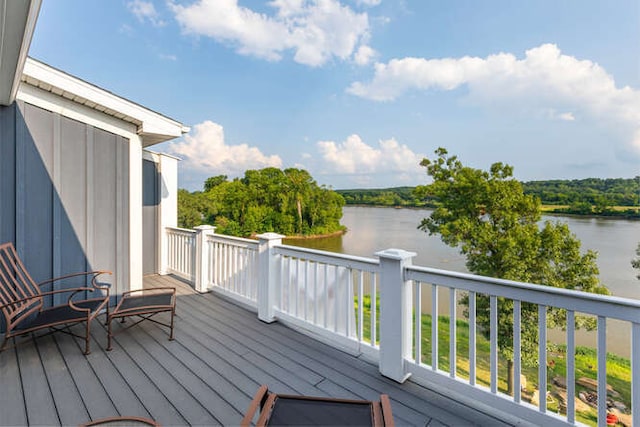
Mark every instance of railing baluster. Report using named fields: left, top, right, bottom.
left=304, top=260, right=309, bottom=321
left=449, top=288, right=456, bottom=378
left=538, top=305, right=547, bottom=413
left=432, top=284, right=438, bottom=370
left=323, top=263, right=328, bottom=329
left=415, top=281, right=422, bottom=364
left=490, top=295, right=498, bottom=394
left=334, top=265, right=339, bottom=333
left=358, top=270, right=364, bottom=342
left=514, top=300, right=521, bottom=403
left=346, top=268, right=353, bottom=337
left=632, top=322, right=640, bottom=427
left=313, top=262, right=318, bottom=324
left=371, top=273, right=377, bottom=347
left=597, top=316, right=607, bottom=425
left=566, top=310, right=575, bottom=424
left=469, top=291, right=476, bottom=386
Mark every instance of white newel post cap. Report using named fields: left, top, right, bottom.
left=194, top=225, right=216, bottom=233
left=256, top=232, right=286, bottom=241
left=375, top=248, right=417, bottom=261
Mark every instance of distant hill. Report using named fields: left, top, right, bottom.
left=336, top=177, right=640, bottom=218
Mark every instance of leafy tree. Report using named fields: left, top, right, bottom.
left=632, top=243, right=640, bottom=280
left=204, top=175, right=227, bottom=191
left=177, top=168, right=345, bottom=238
left=415, top=148, right=609, bottom=395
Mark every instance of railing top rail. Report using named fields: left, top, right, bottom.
left=166, top=226, right=197, bottom=235
left=275, top=244, right=379, bottom=272
left=208, top=234, right=259, bottom=247
left=406, top=265, right=640, bottom=322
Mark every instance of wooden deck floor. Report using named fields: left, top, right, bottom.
left=0, top=275, right=516, bottom=426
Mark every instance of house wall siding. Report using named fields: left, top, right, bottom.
left=0, top=101, right=130, bottom=301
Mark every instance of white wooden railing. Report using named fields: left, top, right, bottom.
left=165, top=227, right=196, bottom=282
left=404, top=266, right=640, bottom=427
left=164, top=227, right=639, bottom=427
left=274, top=244, right=380, bottom=357
left=206, top=233, right=259, bottom=308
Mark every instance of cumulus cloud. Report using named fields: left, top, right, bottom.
left=354, top=45, right=376, bottom=65
left=170, top=0, right=373, bottom=66
left=356, top=0, right=382, bottom=5
left=127, top=0, right=166, bottom=26
left=168, top=121, right=282, bottom=176
left=347, top=43, right=640, bottom=153
left=316, top=134, right=423, bottom=178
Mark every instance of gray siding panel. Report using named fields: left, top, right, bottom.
left=59, top=116, right=88, bottom=283
left=0, top=104, right=16, bottom=246
left=21, top=102, right=54, bottom=286
left=0, top=101, right=130, bottom=308
left=143, top=159, right=159, bottom=274
left=93, top=128, right=120, bottom=299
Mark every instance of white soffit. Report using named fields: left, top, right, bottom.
left=0, top=0, right=41, bottom=105
left=20, top=58, right=189, bottom=146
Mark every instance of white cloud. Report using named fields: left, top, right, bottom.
left=127, top=0, right=166, bottom=26
left=356, top=0, right=382, bottom=6
left=168, top=121, right=282, bottom=176
left=348, top=43, right=640, bottom=153
left=316, top=134, right=423, bottom=176
left=558, top=112, right=575, bottom=121
left=159, top=53, right=177, bottom=61
left=170, top=0, right=373, bottom=66
left=354, top=45, right=376, bottom=65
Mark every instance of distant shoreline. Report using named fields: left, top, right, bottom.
left=342, top=203, right=640, bottom=220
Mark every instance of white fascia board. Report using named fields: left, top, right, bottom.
left=21, top=58, right=187, bottom=145
left=0, top=0, right=41, bottom=105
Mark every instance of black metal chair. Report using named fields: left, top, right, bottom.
left=241, top=385, right=395, bottom=426
left=106, top=287, right=176, bottom=351
left=0, top=242, right=111, bottom=355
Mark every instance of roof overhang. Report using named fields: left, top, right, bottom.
left=0, top=0, right=41, bottom=106
left=20, top=58, right=189, bottom=146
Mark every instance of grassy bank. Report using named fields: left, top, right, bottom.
left=356, top=295, right=632, bottom=425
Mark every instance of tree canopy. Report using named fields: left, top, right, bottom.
left=415, top=148, right=610, bottom=394
left=178, top=168, right=345, bottom=238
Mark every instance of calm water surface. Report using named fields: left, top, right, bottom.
left=287, top=206, right=640, bottom=356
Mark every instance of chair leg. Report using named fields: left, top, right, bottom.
left=169, top=308, right=175, bottom=341
left=84, top=320, right=91, bottom=355
left=106, top=316, right=113, bottom=351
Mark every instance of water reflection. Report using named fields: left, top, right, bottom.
left=286, top=206, right=640, bottom=357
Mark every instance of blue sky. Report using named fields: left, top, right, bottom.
left=29, top=0, right=640, bottom=190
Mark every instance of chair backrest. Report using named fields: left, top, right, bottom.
left=0, top=242, right=43, bottom=330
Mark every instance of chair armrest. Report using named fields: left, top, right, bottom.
left=241, top=385, right=270, bottom=427
left=0, top=287, right=94, bottom=310
left=38, top=270, right=112, bottom=289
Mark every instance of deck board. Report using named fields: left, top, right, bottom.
left=0, top=274, right=517, bottom=426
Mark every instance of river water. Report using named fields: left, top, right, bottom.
left=286, top=206, right=640, bottom=357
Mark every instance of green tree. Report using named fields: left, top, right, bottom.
left=632, top=243, right=640, bottom=280
left=415, top=148, right=609, bottom=395
left=204, top=175, right=227, bottom=192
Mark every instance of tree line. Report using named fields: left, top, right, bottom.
left=178, top=168, right=346, bottom=238
left=337, top=177, right=640, bottom=218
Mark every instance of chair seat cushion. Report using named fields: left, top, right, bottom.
left=17, top=299, right=105, bottom=330
left=114, top=293, right=173, bottom=316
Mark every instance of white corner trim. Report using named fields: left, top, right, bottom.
left=8, top=0, right=42, bottom=103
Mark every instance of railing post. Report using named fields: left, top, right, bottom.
left=257, top=232, right=284, bottom=323
left=376, top=248, right=416, bottom=383
left=194, top=225, right=215, bottom=293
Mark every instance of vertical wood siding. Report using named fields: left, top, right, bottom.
left=0, top=101, right=130, bottom=303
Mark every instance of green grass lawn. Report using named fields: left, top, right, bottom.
left=355, top=295, right=632, bottom=426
